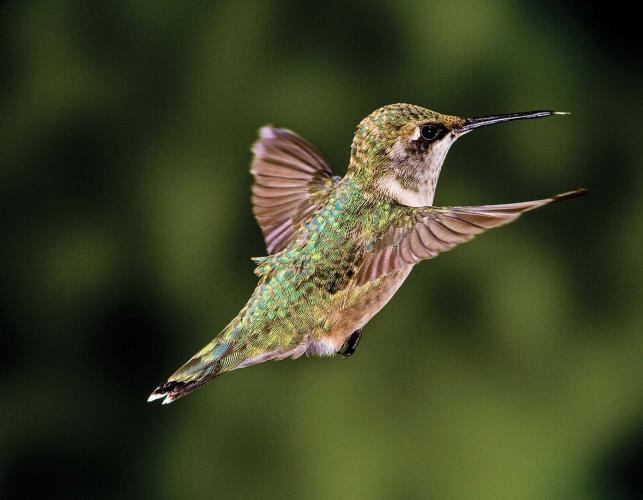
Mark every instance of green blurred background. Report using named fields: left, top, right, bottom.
left=1, top=1, right=641, bottom=499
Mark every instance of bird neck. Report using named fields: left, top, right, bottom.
left=346, top=148, right=446, bottom=208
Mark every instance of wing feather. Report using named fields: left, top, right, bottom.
left=356, top=189, right=586, bottom=285
left=250, top=126, right=340, bottom=254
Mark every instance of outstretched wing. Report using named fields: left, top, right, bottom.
left=251, top=126, right=340, bottom=254
left=356, top=189, right=586, bottom=285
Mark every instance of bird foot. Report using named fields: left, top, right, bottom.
left=339, top=329, right=362, bottom=358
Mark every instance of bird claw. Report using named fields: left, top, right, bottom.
left=339, top=329, right=362, bottom=358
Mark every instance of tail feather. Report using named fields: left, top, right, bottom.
left=148, top=331, right=232, bottom=404
left=148, top=378, right=216, bottom=405
left=147, top=319, right=290, bottom=404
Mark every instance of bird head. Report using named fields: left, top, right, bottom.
left=350, top=103, right=566, bottom=207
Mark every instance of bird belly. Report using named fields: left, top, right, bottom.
left=232, top=265, right=414, bottom=368
left=308, top=264, right=414, bottom=354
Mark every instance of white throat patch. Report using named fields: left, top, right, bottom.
left=377, top=135, right=456, bottom=207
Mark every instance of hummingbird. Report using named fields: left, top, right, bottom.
left=148, top=103, right=585, bottom=404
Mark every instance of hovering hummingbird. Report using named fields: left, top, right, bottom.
left=148, top=103, right=585, bottom=404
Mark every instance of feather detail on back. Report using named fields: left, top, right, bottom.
left=251, top=126, right=340, bottom=254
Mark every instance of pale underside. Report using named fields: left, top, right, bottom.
left=235, top=265, right=413, bottom=369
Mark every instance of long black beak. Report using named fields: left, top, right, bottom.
left=459, top=110, right=569, bottom=132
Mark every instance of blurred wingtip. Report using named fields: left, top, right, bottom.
left=258, top=125, right=278, bottom=139
left=552, top=188, right=588, bottom=202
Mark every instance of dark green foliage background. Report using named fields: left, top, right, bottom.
left=1, top=1, right=641, bottom=499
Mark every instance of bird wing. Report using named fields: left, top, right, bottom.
left=356, top=189, right=586, bottom=285
left=251, top=126, right=340, bottom=254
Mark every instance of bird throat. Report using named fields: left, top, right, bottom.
left=376, top=136, right=455, bottom=207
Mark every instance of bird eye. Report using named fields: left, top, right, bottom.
left=419, top=124, right=443, bottom=141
